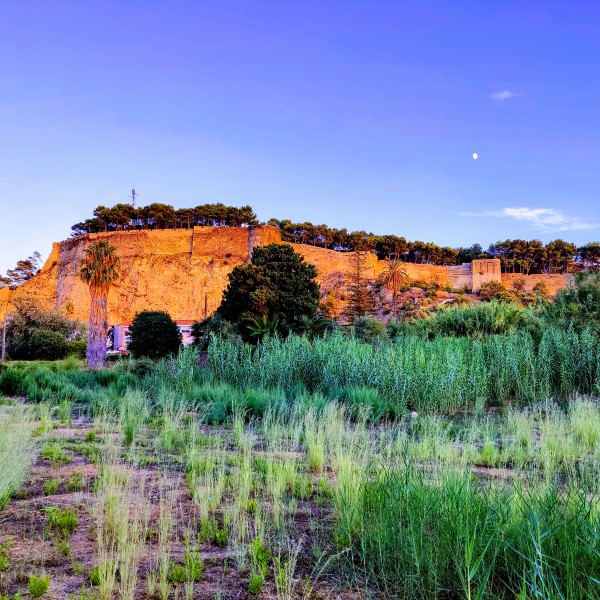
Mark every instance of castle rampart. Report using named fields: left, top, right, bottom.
left=0, top=228, right=567, bottom=325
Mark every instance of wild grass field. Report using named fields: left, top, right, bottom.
left=0, top=319, right=599, bottom=599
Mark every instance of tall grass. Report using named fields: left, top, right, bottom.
left=3, top=326, right=599, bottom=418
left=205, top=328, right=600, bottom=415
left=93, top=438, right=150, bottom=600
left=337, top=464, right=600, bottom=599
left=0, top=405, right=35, bottom=509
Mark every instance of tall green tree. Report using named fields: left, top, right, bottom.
left=545, top=239, right=577, bottom=274
left=578, top=242, right=600, bottom=270
left=344, top=251, right=376, bottom=320
left=217, top=244, right=320, bottom=337
left=80, top=241, right=120, bottom=368
left=380, top=258, right=409, bottom=319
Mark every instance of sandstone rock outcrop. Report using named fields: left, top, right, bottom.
left=0, top=226, right=569, bottom=325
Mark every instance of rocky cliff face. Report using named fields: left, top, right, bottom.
left=0, top=226, right=569, bottom=325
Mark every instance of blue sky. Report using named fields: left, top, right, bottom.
left=1, top=1, right=599, bottom=273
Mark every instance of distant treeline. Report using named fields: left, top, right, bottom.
left=72, top=203, right=600, bottom=274
left=71, top=203, right=259, bottom=235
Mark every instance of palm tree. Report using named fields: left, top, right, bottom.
left=80, top=240, right=120, bottom=368
left=380, top=257, right=408, bottom=320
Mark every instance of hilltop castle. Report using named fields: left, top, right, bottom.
left=0, top=226, right=566, bottom=326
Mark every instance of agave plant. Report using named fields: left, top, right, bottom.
left=247, top=314, right=279, bottom=339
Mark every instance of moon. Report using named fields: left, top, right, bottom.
left=472, top=153, right=479, bottom=160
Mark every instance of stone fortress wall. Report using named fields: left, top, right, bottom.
left=0, top=227, right=569, bottom=325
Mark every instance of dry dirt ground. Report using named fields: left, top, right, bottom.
left=0, top=419, right=364, bottom=600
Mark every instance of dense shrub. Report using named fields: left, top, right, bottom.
left=66, top=339, right=87, bottom=359
left=5, top=311, right=600, bottom=418
left=545, top=271, right=600, bottom=333
left=217, top=243, right=320, bottom=338
left=478, top=280, right=518, bottom=303
left=191, top=314, right=239, bottom=350
left=28, top=330, right=68, bottom=360
left=127, top=311, right=182, bottom=359
left=5, top=295, right=84, bottom=360
left=353, top=317, right=386, bottom=343
left=0, top=368, right=26, bottom=396
left=390, top=301, right=542, bottom=340
left=129, top=357, right=155, bottom=378
left=204, top=329, right=600, bottom=414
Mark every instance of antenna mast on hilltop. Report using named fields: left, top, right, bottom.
left=129, top=187, right=139, bottom=207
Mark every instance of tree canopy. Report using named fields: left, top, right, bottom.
left=69, top=202, right=599, bottom=275
left=217, top=244, right=320, bottom=337
left=0, top=252, right=43, bottom=287
left=71, top=203, right=258, bottom=235
left=80, top=241, right=120, bottom=291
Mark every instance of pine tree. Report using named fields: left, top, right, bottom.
left=344, top=251, right=375, bottom=320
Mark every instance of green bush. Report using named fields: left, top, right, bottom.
left=249, top=535, right=271, bottom=576
left=66, top=472, right=85, bottom=492
left=353, top=317, right=386, bottom=343
left=248, top=571, right=265, bottom=594
left=40, top=443, right=72, bottom=467
left=243, top=387, right=281, bottom=416
left=478, top=280, right=518, bottom=303
left=214, top=527, right=228, bottom=546
left=66, top=339, right=87, bottom=359
left=28, top=330, right=68, bottom=361
left=5, top=295, right=83, bottom=361
left=183, top=535, right=205, bottom=582
left=127, top=310, right=181, bottom=359
left=545, top=271, right=600, bottom=333
left=28, top=573, right=50, bottom=597
left=401, top=301, right=543, bottom=340
left=168, top=562, right=187, bottom=584
left=42, top=479, right=61, bottom=496
left=88, top=565, right=101, bottom=586
left=44, top=506, right=78, bottom=537
left=340, top=386, right=387, bottom=421
left=129, top=357, right=154, bottom=378
left=0, top=369, right=26, bottom=396
left=0, top=538, right=12, bottom=572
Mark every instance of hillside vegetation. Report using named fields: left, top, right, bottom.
left=67, top=202, right=600, bottom=272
